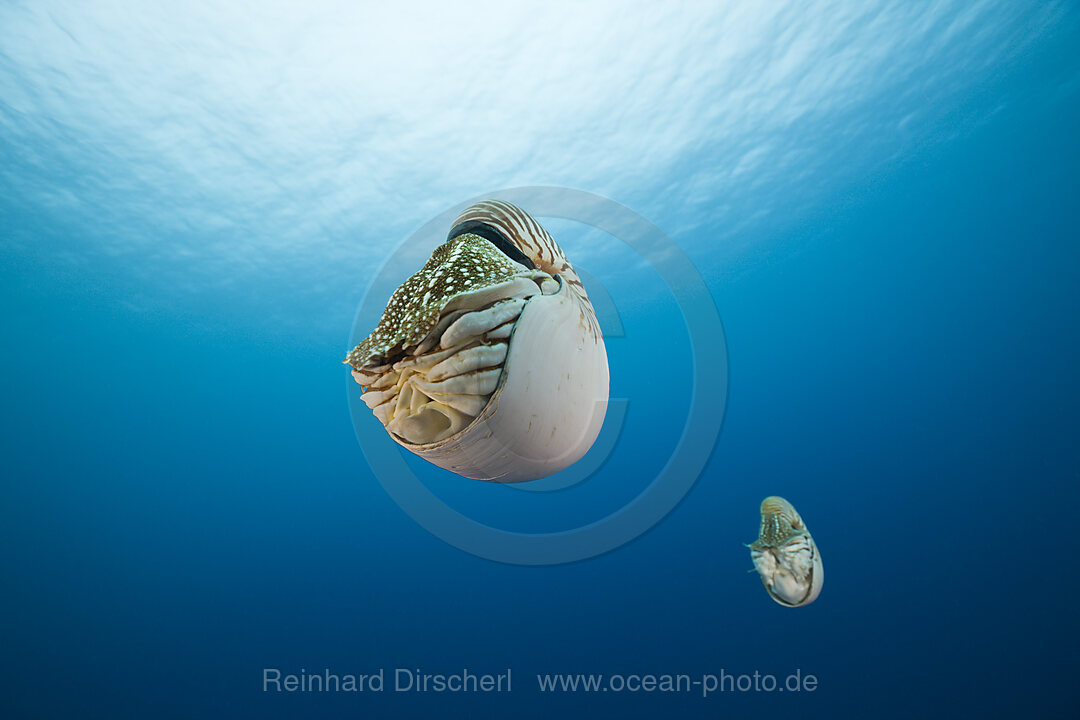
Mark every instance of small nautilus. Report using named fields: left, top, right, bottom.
left=748, top=496, right=823, bottom=607
left=345, top=200, right=609, bottom=483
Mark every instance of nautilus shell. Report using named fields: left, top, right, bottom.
left=748, top=496, right=823, bottom=607
left=345, top=200, right=609, bottom=483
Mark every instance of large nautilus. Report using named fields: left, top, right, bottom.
left=748, top=496, right=823, bottom=607
left=345, top=200, right=609, bottom=483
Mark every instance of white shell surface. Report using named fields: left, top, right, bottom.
left=749, top=496, right=823, bottom=607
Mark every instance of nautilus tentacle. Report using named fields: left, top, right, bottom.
left=748, top=496, right=824, bottom=607
left=345, top=200, right=609, bottom=482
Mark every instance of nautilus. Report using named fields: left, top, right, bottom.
left=345, top=200, right=609, bottom=483
left=748, top=496, right=823, bottom=607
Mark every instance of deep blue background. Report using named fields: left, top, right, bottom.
left=2, top=5, right=1079, bottom=719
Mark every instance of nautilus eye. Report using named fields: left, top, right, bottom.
left=748, top=496, right=823, bottom=607
left=344, top=200, right=609, bottom=483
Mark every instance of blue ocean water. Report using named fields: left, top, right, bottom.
left=2, top=2, right=1079, bottom=717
